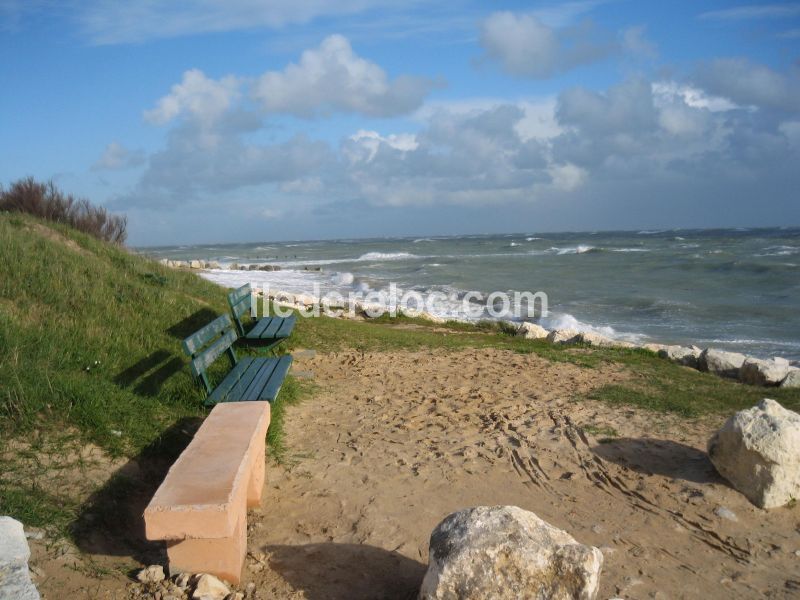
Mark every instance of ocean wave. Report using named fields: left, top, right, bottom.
left=637, top=230, right=666, bottom=235
left=357, top=252, right=419, bottom=261
left=611, top=248, right=650, bottom=252
left=756, top=245, right=799, bottom=257
left=525, top=237, right=542, bottom=241
left=556, top=245, right=597, bottom=255
left=508, top=242, right=520, bottom=247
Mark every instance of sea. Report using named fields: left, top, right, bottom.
left=141, top=228, right=800, bottom=361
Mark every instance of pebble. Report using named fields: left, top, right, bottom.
left=137, top=565, right=166, bottom=584
left=714, top=506, right=738, bottom=522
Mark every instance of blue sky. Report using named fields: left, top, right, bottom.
left=1, top=1, right=799, bottom=246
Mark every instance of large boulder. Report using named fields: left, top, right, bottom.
left=699, top=349, right=746, bottom=378
left=189, top=260, right=203, bottom=269
left=547, top=329, right=581, bottom=345
left=0, top=517, right=40, bottom=600
left=658, top=345, right=703, bottom=368
left=782, top=368, right=800, bottom=389
left=739, top=357, right=791, bottom=386
left=516, top=322, right=549, bottom=340
left=707, top=399, right=800, bottom=508
left=419, top=506, right=602, bottom=600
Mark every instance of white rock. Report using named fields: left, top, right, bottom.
left=205, top=261, right=221, bottom=270
left=547, top=329, right=581, bottom=344
left=419, top=505, right=603, bottom=600
left=0, top=516, right=40, bottom=600
left=700, top=349, right=747, bottom=378
left=658, top=345, right=703, bottom=368
left=516, top=322, right=549, bottom=339
left=782, top=368, right=800, bottom=389
left=137, top=565, right=165, bottom=584
left=740, top=357, right=791, bottom=386
left=189, top=260, right=203, bottom=269
left=708, top=399, right=800, bottom=508
left=192, top=573, right=230, bottom=600
left=575, top=331, right=616, bottom=347
left=641, top=343, right=668, bottom=353
left=417, top=311, right=449, bottom=324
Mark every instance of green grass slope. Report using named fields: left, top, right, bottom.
left=0, top=213, right=234, bottom=454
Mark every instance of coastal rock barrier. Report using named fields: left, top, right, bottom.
left=158, top=259, right=324, bottom=272
left=159, top=259, right=799, bottom=388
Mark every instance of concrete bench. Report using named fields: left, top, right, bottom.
left=143, top=401, right=270, bottom=583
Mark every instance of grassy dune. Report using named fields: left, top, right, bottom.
left=1, top=211, right=798, bottom=537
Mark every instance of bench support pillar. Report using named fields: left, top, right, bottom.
left=166, top=510, right=247, bottom=584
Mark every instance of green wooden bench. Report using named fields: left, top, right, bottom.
left=227, top=283, right=296, bottom=350
left=183, top=314, right=292, bottom=406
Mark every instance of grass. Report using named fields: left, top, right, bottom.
left=2, top=211, right=799, bottom=544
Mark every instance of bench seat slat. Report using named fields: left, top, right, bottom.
left=244, top=315, right=296, bottom=341
left=241, top=359, right=281, bottom=399
left=206, top=357, right=255, bottom=405
left=219, top=358, right=265, bottom=403
left=206, top=356, right=293, bottom=404
left=274, top=315, right=296, bottom=338
left=246, top=316, right=274, bottom=340
left=258, top=356, right=293, bottom=401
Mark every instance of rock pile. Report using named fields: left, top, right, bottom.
left=129, top=568, right=252, bottom=600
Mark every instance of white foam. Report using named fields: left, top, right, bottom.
left=356, top=252, right=419, bottom=261
left=556, top=245, right=595, bottom=255
left=332, top=272, right=354, bottom=285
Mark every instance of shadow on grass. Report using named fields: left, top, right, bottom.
left=114, top=350, right=185, bottom=397
left=263, top=542, right=426, bottom=600
left=72, top=416, right=204, bottom=565
left=592, top=437, right=725, bottom=485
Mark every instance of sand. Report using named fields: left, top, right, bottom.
left=27, top=347, right=800, bottom=599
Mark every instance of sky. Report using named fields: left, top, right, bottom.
left=1, top=1, right=799, bottom=246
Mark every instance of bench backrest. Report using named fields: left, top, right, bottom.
left=228, top=283, right=255, bottom=337
left=182, top=314, right=238, bottom=394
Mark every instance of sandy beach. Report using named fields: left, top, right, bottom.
left=17, top=343, right=799, bottom=599
left=240, top=347, right=798, bottom=599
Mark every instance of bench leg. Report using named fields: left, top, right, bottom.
left=247, top=437, right=266, bottom=507
left=166, top=509, right=247, bottom=584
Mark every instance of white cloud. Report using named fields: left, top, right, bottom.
left=548, top=162, right=586, bottom=191
left=252, top=35, right=437, bottom=117
left=652, top=81, right=740, bottom=112
left=144, top=69, right=241, bottom=125
left=345, top=129, right=418, bottom=162
left=92, top=141, right=145, bottom=170
left=694, top=58, right=800, bottom=112
left=479, top=11, right=615, bottom=78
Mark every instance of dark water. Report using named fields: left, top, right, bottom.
left=143, top=228, right=800, bottom=360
